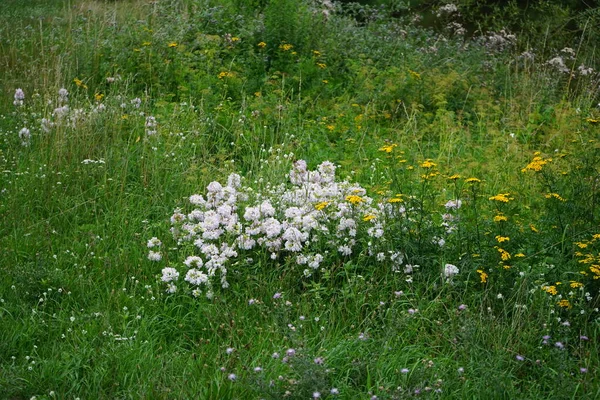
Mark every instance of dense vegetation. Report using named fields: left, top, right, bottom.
left=1, top=0, right=599, bottom=398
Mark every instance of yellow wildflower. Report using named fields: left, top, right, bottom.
left=142, top=41, right=152, bottom=46
left=315, top=201, right=329, bottom=211
left=257, top=41, right=267, bottom=48
left=466, top=177, right=481, bottom=183
left=489, top=193, right=513, bottom=203
left=496, top=247, right=511, bottom=261
left=493, top=215, right=508, bottom=222
left=279, top=43, right=293, bottom=51
left=168, top=42, right=178, bottom=48
left=477, top=269, right=488, bottom=283
left=73, top=77, right=88, bottom=89
left=345, top=195, right=363, bottom=205
left=448, top=174, right=461, bottom=180
left=420, top=160, right=436, bottom=169
left=94, top=93, right=104, bottom=102
left=363, top=214, right=376, bottom=222
left=530, top=224, right=538, bottom=233
left=557, top=299, right=571, bottom=308
left=544, top=193, right=566, bottom=202
left=379, top=144, right=397, bottom=153
left=317, top=63, right=327, bottom=69
left=515, top=253, right=525, bottom=258
left=521, top=156, right=550, bottom=173
left=542, top=285, right=558, bottom=295
left=495, top=235, right=510, bottom=243
left=569, top=281, right=584, bottom=289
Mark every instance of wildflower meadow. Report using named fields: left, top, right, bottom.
left=1, top=0, right=599, bottom=398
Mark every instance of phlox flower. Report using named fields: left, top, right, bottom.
left=148, top=251, right=162, bottom=262
left=14, top=88, right=24, bottom=106
left=185, top=269, right=208, bottom=285
left=184, top=256, right=203, bottom=268
left=190, top=194, right=206, bottom=206
left=19, top=128, right=31, bottom=146
left=444, top=263, right=459, bottom=278
left=161, top=267, right=179, bottom=282
left=147, top=237, right=162, bottom=248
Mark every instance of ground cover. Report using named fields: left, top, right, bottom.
left=1, top=0, right=599, bottom=398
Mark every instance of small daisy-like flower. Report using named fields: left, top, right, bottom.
left=227, top=373, right=236, bottom=381
left=330, top=388, right=339, bottom=395
left=226, top=347, right=234, bottom=355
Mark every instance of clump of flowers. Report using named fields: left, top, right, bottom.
left=150, top=160, right=425, bottom=297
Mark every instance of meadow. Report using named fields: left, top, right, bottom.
left=1, top=0, right=599, bottom=398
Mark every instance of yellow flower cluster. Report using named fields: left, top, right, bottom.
left=345, top=195, right=363, bottom=205
left=521, top=154, right=551, bottom=173
left=477, top=269, right=488, bottom=283
left=542, top=285, right=558, bottom=295
left=315, top=201, right=329, bottom=211
left=218, top=71, right=235, bottom=79
left=544, top=192, right=566, bottom=201
left=496, top=247, right=511, bottom=260
left=489, top=193, right=513, bottom=203
left=420, top=160, right=436, bottom=169
left=379, top=144, right=397, bottom=153
left=493, top=214, right=508, bottom=222
left=495, top=235, right=510, bottom=243
left=279, top=43, right=294, bottom=51
left=557, top=299, right=571, bottom=308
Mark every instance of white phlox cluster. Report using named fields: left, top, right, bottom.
left=150, top=160, right=421, bottom=297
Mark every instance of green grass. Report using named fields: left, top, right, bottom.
left=1, top=0, right=599, bottom=398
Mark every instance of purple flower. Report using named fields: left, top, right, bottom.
left=394, top=291, right=404, bottom=297
left=408, top=308, right=416, bottom=315
left=458, top=304, right=467, bottom=311
left=401, top=368, right=410, bottom=374
left=580, top=367, right=588, bottom=373
left=516, top=355, right=525, bottom=361
left=580, top=335, right=589, bottom=341
left=554, top=342, right=564, bottom=349
left=286, top=348, right=296, bottom=357
left=314, top=357, right=324, bottom=365
left=313, top=392, right=321, bottom=399
left=227, top=373, right=236, bottom=381
left=273, top=292, right=282, bottom=299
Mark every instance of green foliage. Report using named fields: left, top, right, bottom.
left=1, top=0, right=600, bottom=398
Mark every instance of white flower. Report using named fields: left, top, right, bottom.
left=14, top=88, right=24, bottom=106
left=338, top=245, right=352, bottom=256
left=161, top=267, right=179, bottom=282
left=185, top=269, right=209, bottom=285
left=189, top=194, right=206, bottom=206
left=243, top=206, right=260, bottom=221
left=147, top=237, right=162, bottom=248
left=444, top=263, right=459, bottom=278
left=444, top=199, right=462, bottom=209
left=19, top=128, right=31, bottom=145
left=183, top=256, right=203, bottom=268
left=148, top=251, right=162, bottom=262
